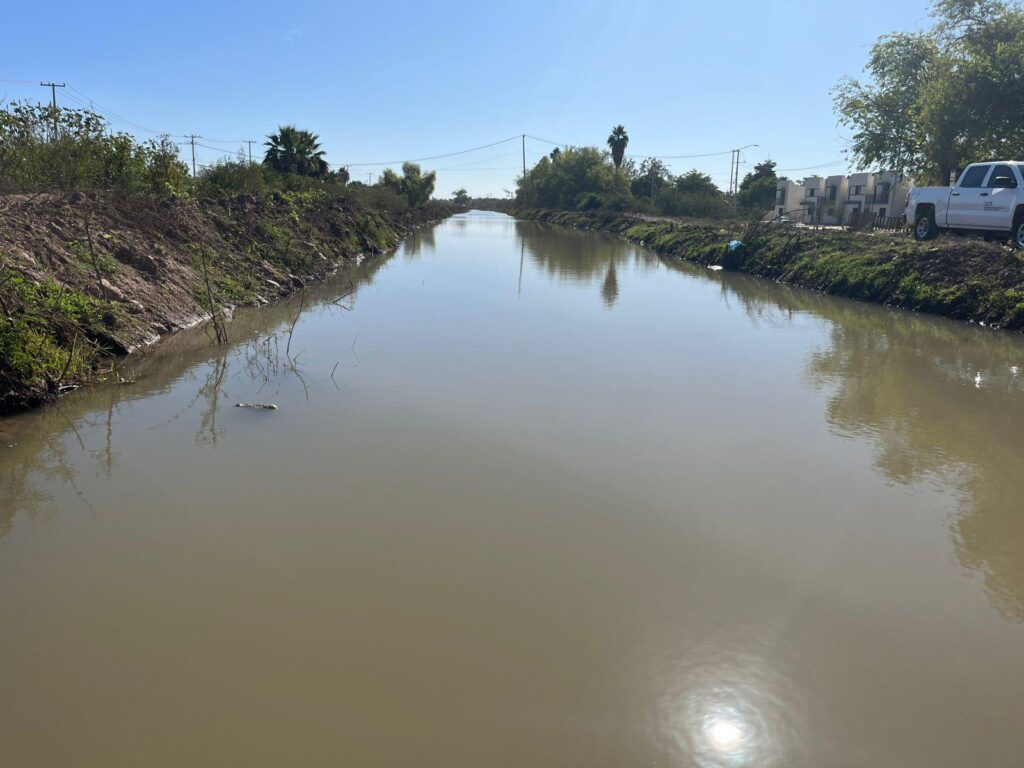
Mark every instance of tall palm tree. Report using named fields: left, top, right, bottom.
left=263, top=125, right=329, bottom=177
left=607, top=125, right=629, bottom=170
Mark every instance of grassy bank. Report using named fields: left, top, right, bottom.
left=0, top=192, right=452, bottom=413
left=514, top=209, right=1024, bottom=332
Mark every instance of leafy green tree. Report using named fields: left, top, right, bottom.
left=631, top=158, right=670, bottom=200
left=452, top=188, right=470, bottom=205
left=736, top=160, right=778, bottom=213
left=657, top=169, right=728, bottom=217
left=834, top=0, right=1024, bottom=184
left=262, top=126, right=329, bottom=178
left=516, top=145, right=624, bottom=210
left=606, top=125, right=629, bottom=170
left=0, top=101, right=187, bottom=193
left=379, top=162, right=436, bottom=207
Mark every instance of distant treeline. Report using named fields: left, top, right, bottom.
left=515, top=144, right=779, bottom=218
left=0, top=103, right=437, bottom=210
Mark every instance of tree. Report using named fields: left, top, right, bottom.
left=452, top=188, right=470, bottom=205
left=737, top=160, right=778, bottom=213
left=262, top=126, right=329, bottom=178
left=379, top=162, right=436, bottom=207
left=607, top=125, right=629, bottom=170
left=833, top=0, right=1024, bottom=184
left=632, top=158, right=671, bottom=200
left=657, top=169, right=728, bottom=218
left=516, top=146, right=622, bottom=210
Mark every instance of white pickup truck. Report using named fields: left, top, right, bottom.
left=907, top=161, right=1024, bottom=248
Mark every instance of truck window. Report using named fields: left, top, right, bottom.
left=988, top=165, right=1018, bottom=189
left=959, top=165, right=991, bottom=188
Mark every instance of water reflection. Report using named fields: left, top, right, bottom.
left=0, top=255, right=390, bottom=532
left=516, top=220, right=659, bottom=305
left=690, top=267, right=1024, bottom=621
left=654, top=635, right=805, bottom=767
left=2, top=214, right=1024, bottom=765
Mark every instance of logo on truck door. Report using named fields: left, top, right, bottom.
left=984, top=201, right=1007, bottom=211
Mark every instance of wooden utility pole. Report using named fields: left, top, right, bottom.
left=522, top=134, right=526, bottom=179
left=185, top=134, right=201, bottom=177
left=245, top=140, right=257, bottom=164
left=40, top=81, right=65, bottom=138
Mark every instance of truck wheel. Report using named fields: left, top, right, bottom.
left=1014, top=211, right=1024, bottom=250
left=914, top=211, right=938, bottom=241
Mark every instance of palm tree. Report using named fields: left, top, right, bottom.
left=263, top=125, right=329, bottom=177
left=607, top=125, right=629, bottom=170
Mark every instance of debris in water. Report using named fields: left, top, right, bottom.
left=235, top=402, right=278, bottom=410
left=974, top=371, right=983, bottom=389
left=1011, top=365, right=1020, bottom=376
left=708, top=265, right=723, bottom=271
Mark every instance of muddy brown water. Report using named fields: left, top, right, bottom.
left=2, top=211, right=1024, bottom=767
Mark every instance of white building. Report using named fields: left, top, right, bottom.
left=771, top=172, right=912, bottom=226
left=798, top=176, right=826, bottom=224
left=768, top=180, right=805, bottom=219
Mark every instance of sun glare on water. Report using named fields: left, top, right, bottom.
left=708, top=718, right=744, bottom=751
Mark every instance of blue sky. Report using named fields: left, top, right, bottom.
left=2, top=0, right=932, bottom=196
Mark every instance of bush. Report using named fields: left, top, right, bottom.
left=0, top=102, right=188, bottom=194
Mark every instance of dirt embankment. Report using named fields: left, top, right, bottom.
left=0, top=192, right=452, bottom=413
left=514, top=209, right=1024, bottom=332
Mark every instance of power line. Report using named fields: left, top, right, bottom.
left=776, top=159, right=846, bottom=172
left=335, top=135, right=521, bottom=168
left=524, top=135, right=736, bottom=161
left=66, top=85, right=166, bottom=136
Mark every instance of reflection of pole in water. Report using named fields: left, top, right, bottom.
left=518, top=236, right=525, bottom=297
left=601, top=260, right=619, bottom=307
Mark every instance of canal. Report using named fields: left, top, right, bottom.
left=1, top=211, right=1023, bottom=766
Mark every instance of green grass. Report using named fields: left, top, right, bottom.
left=0, top=275, right=105, bottom=408
left=514, top=208, right=1024, bottom=331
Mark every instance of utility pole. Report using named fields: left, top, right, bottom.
left=40, top=81, right=65, bottom=139
left=521, top=134, right=526, bottom=179
left=185, top=134, right=201, bottom=177
left=245, top=140, right=256, bottom=164
left=367, top=172, right=373, bottom=185
left=728, top=144, right=758, bottom=210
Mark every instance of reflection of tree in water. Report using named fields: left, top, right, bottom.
left=516, top=221, right=659, bottom=304
left=712, top=270, right=1024, bottom=621
left=0, top=248, right=395, bottom=537
left=403, top=227, right=436, bottom=260
left=195, top=352, right=228, bottom=447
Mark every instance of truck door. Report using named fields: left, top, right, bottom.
left=980, top=164, right=1019, bottom=230
left=947, top=164, right=992, bottom=228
